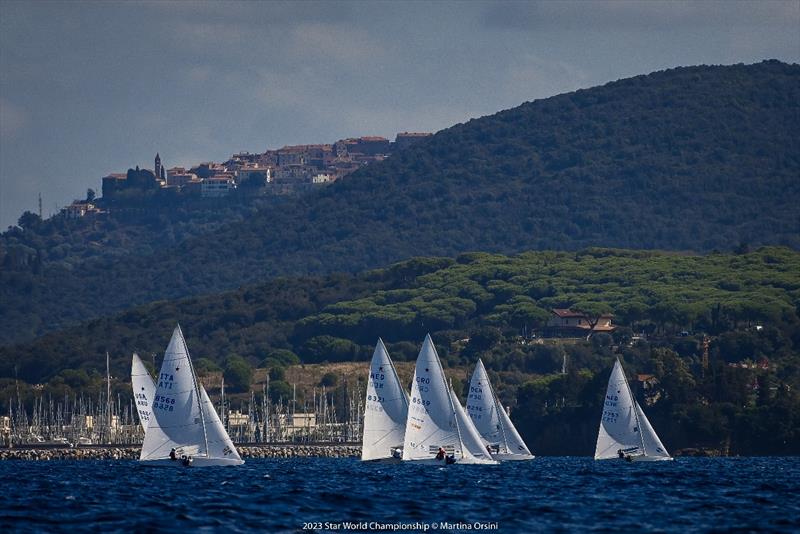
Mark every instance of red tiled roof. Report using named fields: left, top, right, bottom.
left=552, top=308, right=614, bottom=319
left=552, top=308, right=585, bottom=318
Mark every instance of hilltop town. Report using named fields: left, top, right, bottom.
left=58, top=133, right=431, bottom=219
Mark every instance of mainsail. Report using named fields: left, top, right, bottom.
left=595, top=358, right=671, bottom=461
left=402, top=335, right=496, bottom=464
left=139, top=325, right=243, bottom=466
left=467, top=359, right=533, bottom=460
left=361, top=339, right=409, bottom=461
left=131, top=353, right=156, bottom=432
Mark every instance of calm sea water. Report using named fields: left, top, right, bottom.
left=0, top=457, right=797, bottom=533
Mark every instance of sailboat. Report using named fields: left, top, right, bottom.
left=139, top=325, right=244, bottom=467
left=402, top=335, right=497, bottom=465
left=594, top=358, right=672, bottom=462
left=467, top=359, right=534, bottom=461
left=361, top=339, right=409, bottom=462
left=131, top=353, right=156, bottom=433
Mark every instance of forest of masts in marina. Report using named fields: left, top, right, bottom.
left=3, top=377, right=365, bottom=447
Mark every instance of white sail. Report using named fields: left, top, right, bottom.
left=139, top=325, right=243, bottom=466
left=635, top=401, right=671, bottom=460
left=361, top=339, right=409, bottom=461
left=199, top=384, right=243, bottom=463
left=467, top=359, right=533, bottom=460
left=131, top=353, right=156, bottom=432
left=450, top=388, right=497, bottom=464
left=595, top=358, right=671, bottom=461
left=495, top=403, right=534, bottom=460
left=402, top=335, right=496, bottom=464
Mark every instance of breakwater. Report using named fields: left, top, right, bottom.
left=0, top=444, right=361, bottom=461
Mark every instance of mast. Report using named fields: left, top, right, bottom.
left=220, top=377, right=226, bottom=432
left=106, top=352, right=111, bottom=444
left=268, top=374, right=271, bottom=443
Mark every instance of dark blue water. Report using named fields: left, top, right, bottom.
left=0, top=457, right=797, bottom=533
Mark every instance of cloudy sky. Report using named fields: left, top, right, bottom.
left=1, top=0, right=798, bottom=229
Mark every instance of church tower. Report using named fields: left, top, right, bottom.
left=154, top=153, right=162, bottom=180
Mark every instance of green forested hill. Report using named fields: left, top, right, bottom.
left=2, top=247, right=799, bottom=455
left=2, top=61, right=798, bottom=343
left=3, top=247, right=798, bottom=382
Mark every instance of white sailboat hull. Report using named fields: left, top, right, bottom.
left=402, top=457, right=498, bottom=465
left=362, top=457, right=403, bottom=464
left=493, top=453, right=535, bottom=461
left=595, top=454, right=673, bottom=462
left=457, top=457, right=498, bottom=465
left=139, top=457, right=244, bottom=467
left=629, top=455, right=673, bottom=462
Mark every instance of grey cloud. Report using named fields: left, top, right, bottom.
left=482, top=0, right=800, bottom=32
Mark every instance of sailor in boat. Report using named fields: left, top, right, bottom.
left=170, top=448, right=177, bottom=461
left=181, top=455, right=193, bottom=467
left=617, top=447, right=640, bottom=461
left=436, top=447, right=446, bottom=461
left=445, top=455, right=456, bottom=465
left=391, top=447, right=402, bottom=460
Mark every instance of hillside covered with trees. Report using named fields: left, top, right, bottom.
left=2, top=60, right=798, bottom=344
left=1, top=247, right=798, bottom=454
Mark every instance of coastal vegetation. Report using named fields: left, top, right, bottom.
left=2, top=61, right=798, bottom=344
left=2, top=247, right=798, bottom=455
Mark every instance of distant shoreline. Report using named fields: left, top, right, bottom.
left=0, top=443, right=361, bottom=461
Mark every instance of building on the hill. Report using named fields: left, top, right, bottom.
left=60, top=201, right=102, bottom=219
left=544, top=308, right=615, bottom=337
left=101, top=166, right=161, bottom=199
left=201, top=175, right=236, bottom=197
left=312, top=173, right=334, bottom=184
left=166, top=167, right=198, bottom=188
left=274, top=164, right=314, bottom=183
left=190, top=162, right=227, bottom=180
left=236, top=164, right=272, bottom=186
left=395, top=132, right=432, bottom=150
left=101, top=173, right=128, bottom=198
left=343, top=136, right=390, bottom=156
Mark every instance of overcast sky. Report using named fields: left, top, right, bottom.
left=1, top=0, right=798, bottom=229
